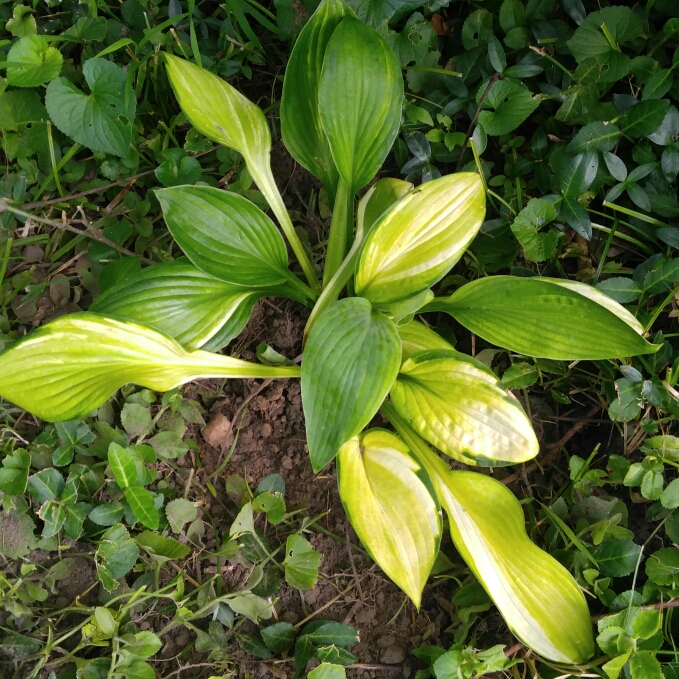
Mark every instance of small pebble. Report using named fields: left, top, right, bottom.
left=380, top=644, right=405, bottom=665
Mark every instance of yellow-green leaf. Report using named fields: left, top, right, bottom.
left=398, top=320, right=454, bottom=362
left=391, top=349, right=538, bottom=466
left=356, top=173, right=485, bottom=305
left=338, top=429, right=440, bottom=608
left=386, top=406, right=594, bottom=665
left=0, top=313, right=300, bottom=422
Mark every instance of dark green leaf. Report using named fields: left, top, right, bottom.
left=620, top=100, right=671, bottom=138
left=478, top=80, right=539, bottom=136
left=27, top=468, right=64, bottom=503
left=301, top=298, right=401, bottom=471
left=593, top=539, right=642, bottom=577
left=568, top=121, right=620, bottom=154
left=595, top=278, right=641, bottom=303
left=125, top=486, right=159, bottom=529
left=284, top=534, right=322, bottom=589
left=261, top=622, right=297, bottom=654
left=135, top=531, right=191, bottom=560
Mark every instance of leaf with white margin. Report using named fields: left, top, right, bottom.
left=338, top=429, right=440, bottom=607
left=356, top=173, right=485, bottom=305
left=384, top=403, right=595, bottom=665
left=0, top=313, right=299, bottom=422
left=391, top=349, right=538, bottom=467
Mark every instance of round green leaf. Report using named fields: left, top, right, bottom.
left=6, top=35, right=62, bottom=87
left=338, top=429, right=440, bottom=607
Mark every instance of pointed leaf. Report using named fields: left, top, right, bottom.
left=567, top=121, right=620, bottom=154
left=280, top=0, right=352, bottom=199
left=164, top=53, right=270, bottom=172
left=356, top=173, right=485, bottom=305
left=0, top=313, right=300, bottom=422
left=359, top=177, right=413, bottom=234
left=125, top=486, right=159, bottom=529
left=620, top=99, right=671, bottom=138
left=389, top=413, right=594, bottom=665
left=338, top=430, right=440, bottom=607
left=318, top=16, right=403, bottom=192
left=391, top=350, right=538, bottom=466
left=431, top=276, right=657, bottom=359
left=302, top=298, right=401, bottom=471
left=156, top=187, right=310, bottom=302
left=135, top=530, right=191, bottom=561
left=91, top=260, right=259, bottom=350
left=27, top=468, right=64, bottom=503
left=108, top=443, right=138, bottom=489
left=398, top=320, right=454, bottom=362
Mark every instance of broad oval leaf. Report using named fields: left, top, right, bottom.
left=338, top=429, right=440, bottom=608
left=433, top=276, right=657, bottom=359
left=355, top=173, right=485, bottom=305
left=318, top=16, right=403, bottom=193
left=398, top=320, right=453, bottom=362
left=280, top=0, right=352, bottom=201
left=301, top=298, right=401, bottom=471
left=164, top=53, right=270, bottom=169
left=156, top=186, right=312, bottom=303
left=91, top=260, right=258, bottom=351
left=0, top=313, right=300, bottom=422
left=388, top=411, right=594, bottom=664
left=391, top=350, right=538, bottom=466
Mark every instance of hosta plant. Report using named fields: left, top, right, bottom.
left=0, top=0, right=662, bottom=666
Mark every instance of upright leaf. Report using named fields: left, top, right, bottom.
left=91, top=260, right=259, bottom=351
left=386, top=407, right=594, bottom=665
left=0, top=313, right=300, bottom=422
left=429, top=276, right=657, bottom=359
left=356, top=173, right=485, bottom=305
left=108, top=444, right=137, bottom=489
left=280, top=0, right=352, bottom=200
left=391, top=350, right=538, bottom=466
left=318, top=16, right=403, bottom=192
left=301, top=298, right=401, bottom=471
left=338, top=430, right=440, bottom=607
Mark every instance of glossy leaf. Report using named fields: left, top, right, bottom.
left=359, top=178, right=413, bottom=234
left=301, top=298, right=401, bottom=471
left=338, top=430, right=440, bottom=607
left=387, top=408, right=594, bottom=665
left=91, top=260, right=259, bottom=351
left=430, top=276, right=657, bottom=359
left=0, top=313, right=300, bottom=422
left=156, top=186, right=308, bottom=295
left=280, top=0, right=352, bottom=200
left=318, top=16, right=403, bottom=192
left=398, top=320, right=453, bottom=362
left=164, top=53, right=270, bottom=171
left=125, top=486, right=159, bottom=530
left=356, top=173, right=485, bottom=305
left=108, top=444, right=137, bottom=489
left=391, top=350, right=538, bottom=466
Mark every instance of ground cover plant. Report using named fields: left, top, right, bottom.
left=2, top=0, right=679, bottom=678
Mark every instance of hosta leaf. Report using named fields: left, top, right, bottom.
left=6, top=35, right=63, bottom=88
left=301, top=298, right=400, bottom=471
left=398, top=320, right=454, bottom=361
left=387, top=409, right=594, bottom=664
left=318, top=16, right=403, bottom=192
left=338, top=429, right=440, bottom=607
left=280, top=0, right=352, bottom=200
left=391, top=350, right=538, bottom=466
left=0, top=313, right=299, bottom=422
left=430, top=276, right=657, bottom=359
left=164, top=53, right=270, bottom=173
left=45, top=58, right=136, bottom=157
left=91, top=260, right=259, bottom=351
left=156, top=187, right=312, bottom=303
left=359, top=178, right=413, bottom=234
left=356, top=173, right=485, bottom=305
